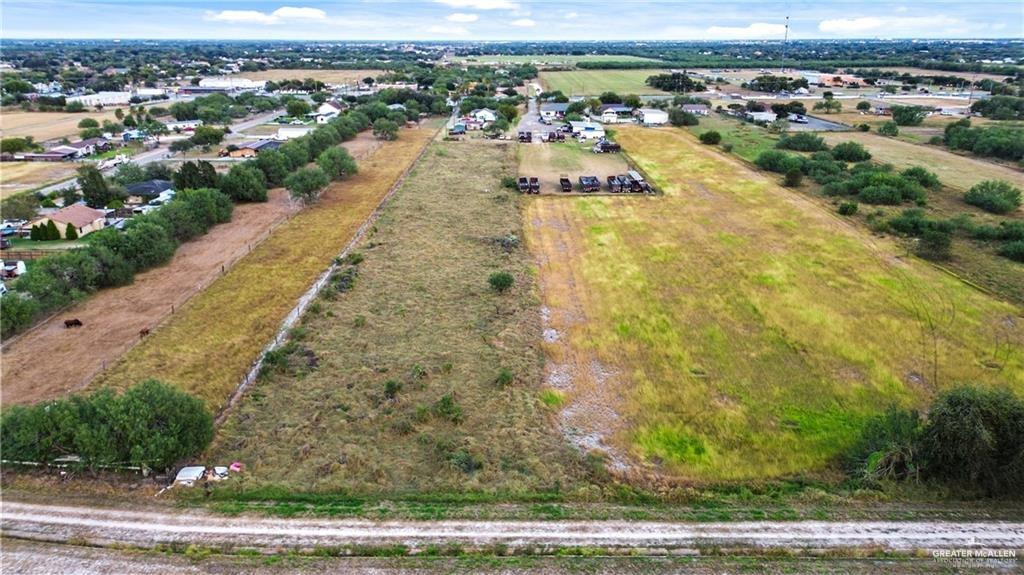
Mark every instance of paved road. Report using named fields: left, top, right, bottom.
left=790, top=115, right=850, bottom=132
left=3, top=501, right=1022, bottom=553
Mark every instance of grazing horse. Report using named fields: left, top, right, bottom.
left=64, top=318, right=83, bottom=328
left=139, top=327, right=151, bottom=338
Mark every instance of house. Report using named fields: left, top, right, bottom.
left=125, top=180, right=174, bottom=204
left=469, top=108, right=498, bottom=123
left=747, top=110, right=778, bottom=123
left=638, top=108, right=670, bottom=126
left=164, top=119, right=203, bottom=132
left=681, top=104, right=710, bottom=116
left=598, top=105, right=632, bottom=124
left=540, top=102, right=570, bottom=120
left=65, top=91, right=133, bottom=107
left=31, top=203, right=105, bottom=239
left=317, top=101, right=346, bottom=116
left=122, top=129, right=147, bottom=141
left=48, top=137, right=110, bottom=158
left=568, top=120, right=606, bottom=141
left=230, top=140, right=281, bottom=157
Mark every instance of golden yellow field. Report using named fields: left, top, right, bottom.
left=238, top=69, right=383, bottom=85
left=526, top=125, right=1024, bottom=481
left=0, top=109, right=124, bottom=142
left=0, top=161, right=78, bottom=198
left=93, top=123, right=438, bottom=411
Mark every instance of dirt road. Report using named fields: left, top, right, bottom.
left=2, top=501, right=1022, bottom=553
left=0, top=189, right=296, bottom=405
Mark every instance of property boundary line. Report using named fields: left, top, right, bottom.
left=214, top=124, right=441, bottom=425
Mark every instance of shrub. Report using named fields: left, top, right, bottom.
left=831, top=141, right=871, bottom=162
left=920, top=386, right=1024, bottom=496
left=776, top=132, right=827, bottom=152
left=783, top=168, right=803, bottom=187
left=285, top=166, right=330, bottom=203
left=891, top=105, right=928, bottom=126
left=64, top=223, right=78, bottom=240
left=900, top=166, right=940, bottom=189
left=843, top=407, right=923, bottom=483
left=878, top=121, right=900, bottom=137
left=916, top=228, right=953, bottom=260
left=857, top=123, right=870, bottom=132
left=964, top=180, right=1022, bottom=214
left=837, top=202, right=858, bottom=216
left=494, top=368, right=514, bottom=388
left=698, top=130, right=721, bottom=145
left=432, top=393, right=463, bottom=424
left=998, top=240, right=1024, bottom=262
left=384, top=380, right=402, bottom=399
left=316, top=147, right=358, bottom=180
left=220, top=163, right=268, bottom=203
left=488, top=271, right=514, bottom=293
left=721, top=143, right=733, bottom=153
left=0, top=379, right=213, bottom=471
left=754, top=150, right=804, bottom=174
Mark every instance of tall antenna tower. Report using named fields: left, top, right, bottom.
left=780, top=15, right=790, bottom=73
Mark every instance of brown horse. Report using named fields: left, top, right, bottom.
left=64, top=319, right=83, bottom=328
left=139, top=327, right=151, bottom=338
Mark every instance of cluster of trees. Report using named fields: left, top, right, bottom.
left=942, top=119, right=1024, bottom=162
left=1, top=187, right=233, bottom=337
left=1, top=379, right=213, bottom=472
left=964, top=180, right=1022, bottom=215
left=844, top=386, right=1024, bottom=496
left=169, top=125, right=227, bottom=153
left=776, top=132, right=828, bottom=152
left=887, top=206, right=1024, bottom=262
left=168, top=92, right=271, bottom=125
left=890, top=105, right=929, bottom=126
left=744, top=75, right=809, bottom=93
left=28, top=220, right=74, bottom=241
left=645, top=73, right=706, bottom=93
left=970, top=95, right=1024, bottom=121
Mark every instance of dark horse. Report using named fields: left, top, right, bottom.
left=64, top=318, right=83, bottom=328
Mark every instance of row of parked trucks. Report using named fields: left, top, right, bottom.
left=518, top=171, right=653, bottom=195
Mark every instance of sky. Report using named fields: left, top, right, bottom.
left=2, top=0, right=1022, bottom=41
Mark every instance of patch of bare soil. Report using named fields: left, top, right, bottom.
left=0, top=189, right=296, bottom=405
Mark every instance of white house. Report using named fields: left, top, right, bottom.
left=598, top=105, right=632, bottom=124
left=681, top=104, right=710, bottom=116
left=199, top=77, right=267, bottom=91
left=164, top=119, right=203, bottom=132
left=568, top=120, right=605, bottom=141
left=747, top=111, right=778, bottom=123
left=317, top=101, right=345, bottom=116
left=470, top=108, right=498, bottom=123
left=66, top=91, right=132, bottom=107
left=638, top=108, right=669, bottom=126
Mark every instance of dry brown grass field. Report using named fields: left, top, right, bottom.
left=518, top=141, right=632, bottom=194
left=0, top=109, right=124, bottom=142
left=211, top=139, right=586, bottom=493
left=0, top=161, right=78, bottom=197
left=92, top=124, right=437, bottom=412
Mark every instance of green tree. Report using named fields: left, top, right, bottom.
left=280, top=139, right=312, bottom=169
left=878, top=121, right=900, bottom=137
left=891, top=105, right=928, bottom=126
left=1, top=193, right=40, bottom=220
left=316, top=147, right=358, bottom=180
left=65, top=223, right=79, bottom=240
left=78, top=165, right=114, bottom=208
left=286, top=99, right=312, bottom=118
left=285, top=166, right=330, bottom=203
left=372, top=118, right=399, bottom=141
left=812, top=99, right=842, bottom=114
left=220, top=164, right=268, bottom=202
left=45, top=219, right=61, bottom=240
left=699, top=131, right=721, bottom=145
left=113, top=162, right=148, bottom=186
left=916, top=228, right=952, bottom=260
left=488, top=271, right=514, bottom=293
left=77, top=117, right=100, bottom=129
left=255, top=150, right=291, bottom=187
left=784, top=168, right=803, bottom=187
left=669, top=109, right=699, bottom=127
left=831, top=141, right=872, bottom=162
left=190, top=126, right=225, bottom=146
left=856, top=100, right=871, bottom=111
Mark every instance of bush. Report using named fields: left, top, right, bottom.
left=754, top=150, right=804, bottom=174
left=783, top=168, right=803, bottom=187
left=857, top=123, right=870, bottom=132
left=837, top=202, right=858, bottom=216
left=878, top=121, right=900, bottom=137
left=0, top=379, right=213, bottom=471
left=668, top=108, right=699, bottom=126
left=843, top=407, right=923, bottom=483
left=891, top=105, right=928, bottom=126
left=900, top=166, right=941, bottom=189
left=488, top=271, right=514, bottom=293
left=920, top=386, right=1024, bottom=496
left=963, top=180, right=1022, bottom=214
left=220, top=164, right=267, bottom=203
left=998, top=240, right=1024, bottom=262
left=916, top=228, right=953, bottom=260
left=776, top=132, right=827, bottom=152
left=698, top=130, right=721, bottom=145
left=831, top=141, right=872, bottom=162
left=285, top=166, right=330, bottom=203
left=316, top=147, right=358, bottom=180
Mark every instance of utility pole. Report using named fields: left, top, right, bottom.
left=780, top=15, right=790, bottom=74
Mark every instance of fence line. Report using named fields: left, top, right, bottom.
left=214, top=126, right=440, bottom=425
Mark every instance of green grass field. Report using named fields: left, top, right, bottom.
left=211, top=141, right=585, bottom=493
left=539, top=70, right=670, bottom=96
left=687, top=114, right=779, bottom=162
left=527, top=126, right=1024, bottom=481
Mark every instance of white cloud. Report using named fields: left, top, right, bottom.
left=705, top=22, right=786, bottom=39
left=895, top=6, right=909, bottom=13
left=204, top=6, right=326, bottom=25
left=427, top=24, right=471, bottom=36
left=818, top=15, right=963, bottom=35
left=446, top=13, right=479, bottom=22
left=435, top=0, right=518, bottom=9
left=510, top=18, right=536, bottom=27
left=564, top=11, right=578, bottom=19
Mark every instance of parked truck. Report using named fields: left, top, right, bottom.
left=560, top=176, right=573, bottom=193
left=578, top=176, right=601, bottom=193
left=528, top=177, right=540, bottom=194
left=517, top=177, right=530, bottom=193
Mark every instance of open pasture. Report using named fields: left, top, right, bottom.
left=92, top=125, right=437, bottom=411
left=539, top=70, right=670, bottom=96
left=0, top=109, right=124, bottom=142
left=526, top=125, right=1024, bottom=481
left=236, top=69, right=383, bottom=85
left=0, top=161, right=78, bottom=197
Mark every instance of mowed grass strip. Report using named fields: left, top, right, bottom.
left=539, top=70, right=669, bottom=96
left=528, top=125, right=1024, bottom=481
left=92, top=125, right=437, bottom=410
left=211, top=141, right=584, bottom=493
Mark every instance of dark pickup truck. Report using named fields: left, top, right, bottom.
left=560, top=177, right=573, bottom=193
left=578, top=176, right=601, bottom=193
left=517, top=177, right=530, bottom=193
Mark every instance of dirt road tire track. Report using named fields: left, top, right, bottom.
left=2, top=502, right=1022, bottom=553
